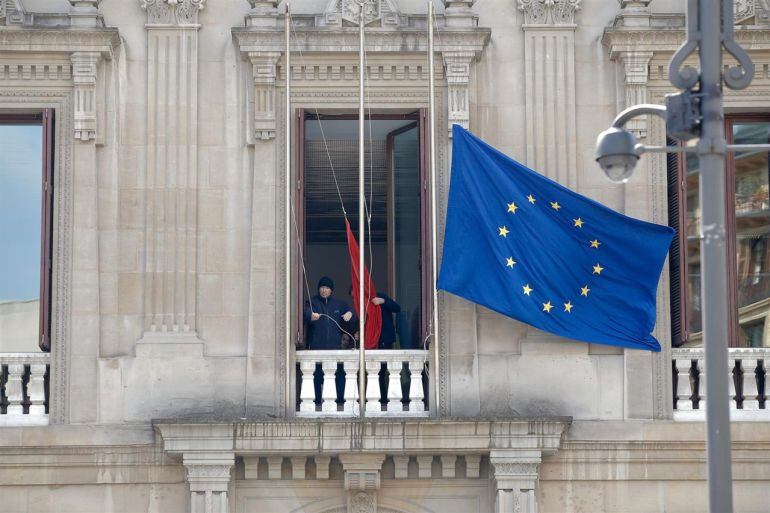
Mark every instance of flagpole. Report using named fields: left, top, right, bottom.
left=284, top=2, right=292, bottom=417
left=428, top=0, right=440, bottom=415
left=358, top=0, right=366, bottom=419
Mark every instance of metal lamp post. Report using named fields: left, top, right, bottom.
left=594, top=2, right=770, bottom=512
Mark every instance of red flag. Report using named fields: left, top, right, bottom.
left=345, top=218, right=382, bottom=350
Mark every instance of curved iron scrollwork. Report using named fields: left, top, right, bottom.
left=722, top=0, right=755, bottom=90
left=668, top=0, right=755, bottom=92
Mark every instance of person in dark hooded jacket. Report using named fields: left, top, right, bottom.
left=304, top=276, right=356, bottom=350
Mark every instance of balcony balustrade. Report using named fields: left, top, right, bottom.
left=296, top=349, right=429, bottom=417
left=672, top=347, right=769, bottom=420
left=0, top=352, right=50, bottom=426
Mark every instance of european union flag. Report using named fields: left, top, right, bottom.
left=438, top=125, right=675, bottom=352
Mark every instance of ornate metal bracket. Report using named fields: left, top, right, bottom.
left=669, top=0, right=755, bottom=92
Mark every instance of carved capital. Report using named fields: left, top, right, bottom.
left=183, top=454, right=234, bottom=513
left=71, top=51, right=100, bottom=141
left=248, top=51, right=281, bottom=140
left=140, top=0, right=205, bottom=26
left=518, top=0, right=581, bottom=25
left=443, top=50, right=475, bottom=136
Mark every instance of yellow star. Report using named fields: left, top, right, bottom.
left=564, top=301, right=573, bottom=313
left=522, top=284, right=533, bottom=296
left=527, top=194, right=536, bottom=204
left=593, top=263, right=604, bottom=275
left=507, top=202, right=518, bottom=214
left=542, top=301, right=553, bottom=313
left=580, top=285, right=590, bottom=297
left=590, top=239, right=601, bottom=249
left=573, top=218, right=584, bottom=228
left=506, top=257, right=516, bottom=268
left=550, top=201, right=561, bottom=211
left=498, top=226, right=509, bottom=237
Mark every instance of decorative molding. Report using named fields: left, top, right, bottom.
left=735, top=0, right=756, bottom=24
left=248, top=51, right=280, bottom=140
left=490, top=461, right=540, bottom=477
left=71, top=51, right=100, bottom=141
left=603, top=26, right=770, bottom=55
left=184, top=457, right=234, bottom=513
left=140, top=0, right=205, bottom=26
left=518, top=0, right=581, bottom=26
left=0, top=62, right=72, bottom=81
left=443, top=50, right=474, bottom=136
left=0, top=28, right=120, bottom=56
left=320, top=0, right=404, bottom=28
left=618, top=51, right=653, bottom=139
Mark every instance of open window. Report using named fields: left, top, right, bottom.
left=0, top=110, right=54, bottom=354
left=296, top=110, right=431, bottom=350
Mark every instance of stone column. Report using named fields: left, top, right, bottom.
left=248, top=52, right=281, bottom=141
left=139, top=0, right=204, bottom=337
left=339, top=454, right=385, bottom=513
left=184, top=453, right=234, bottom=513
left=443, top=50, right=475, bottom=137
left=490, top=450, right=542, bottom=513
left=518, top=0, right=580, bottom=188
left=618, top=51, right=653, bottom=139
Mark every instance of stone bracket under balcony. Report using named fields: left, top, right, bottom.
left=154, top=418, right=571, bottom=513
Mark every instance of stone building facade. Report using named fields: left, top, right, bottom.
left=1, top=0, right=769, bottom=512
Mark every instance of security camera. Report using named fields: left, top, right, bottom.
left=595, top=126, right=640, bottom=184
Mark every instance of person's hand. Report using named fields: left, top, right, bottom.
left=342, top=311, right=353, bottom=322
left=372, top=297, right=385, bottom=306
left=311, top=312, right=320, bottom=321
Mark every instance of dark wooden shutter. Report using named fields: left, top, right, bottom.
left=39, top=108, right=55, bottom=352
left=667, top=137, right=687, bottom=347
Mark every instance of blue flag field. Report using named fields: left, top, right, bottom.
left=438, top=125, right=676, bottom=351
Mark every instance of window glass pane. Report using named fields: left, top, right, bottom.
left=0, top=123, right=43, bottom=352
left=732, top=121, right=770, bottom=347
left=684, top=142, right=703, bottom=345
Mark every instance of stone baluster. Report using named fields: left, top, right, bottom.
left=696, top=358, right=706, bottom=411
left=674, top=359, right=694, bottom=411
left=27, top=364, right=47, bottom=416
left=5, top=365, right=25, bottom=417
left=408, top=356, right=425, bottom=412
left=343, top=359, right=360, bottom=414
left=321, top=360, right=338, bottom=413
left=728, top=356, right=738, bottom=409
left=741, top=358, right=760, bottom=410
left=386, top=358, right=403, bottom=412
left=365, top=360, right=382, bottom=413
left=299, top=360, right=317, bottom=413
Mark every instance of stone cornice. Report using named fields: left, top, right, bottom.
left=603, top=25, right=770, bottom=58
left=0, top=27, right=120, bottom=58
left=232, top=27, right=490, bottom=56
left=154, top=418, right=571, bottom=457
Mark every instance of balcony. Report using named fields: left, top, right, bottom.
left=296, top=349, right=429, bottom=417
left=0, top=352, right=50, bottom=426
left=672, top=347, right=769, bottom=420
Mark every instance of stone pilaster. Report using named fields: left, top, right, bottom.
left=518, top=0, right=579, bottom=187
left=248, top=51, right=281, bottom=141
left=443, top=0, right=475, bottom=28
left=139, top=0, right=203, bottom=336
left=69, top=0, right=101, bottom=27
left=339, top=454, right=385, bottom=513
left=490, top=450, right=542, bottom=513
left=184, top=453, right=234, bottom=513
left=618, top=51, right=653, bottom=139
left=442, top=50, right=475, bottom=136
left=246, top=0, right=279, bottom=27
left=71, top=52, right=100, bottom=142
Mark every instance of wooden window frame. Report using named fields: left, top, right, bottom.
left=670, top=112, right=770, bottom=347
left=293, top=109, right=430, bottom=348
left=0, top=109, right=55, bottom=352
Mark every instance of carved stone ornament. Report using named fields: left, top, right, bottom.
left=350, top=492, right=376, bottom=513
left=323, top=0, right=402, bottom=27
left=735, top=0, right=755, bottom=23
left=140, top=0, right=205, bottom=25
left=518, top=0, right=581, bottom=25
